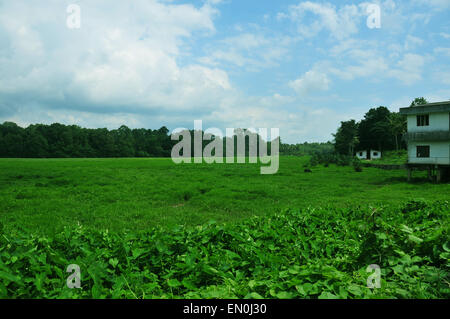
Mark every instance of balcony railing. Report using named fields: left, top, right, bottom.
left=403, top=130, right=450, bottom=142
left=407, top=156, right=450, bottom=165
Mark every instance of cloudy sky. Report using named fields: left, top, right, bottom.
left=0, top=0, right=449, bottom=143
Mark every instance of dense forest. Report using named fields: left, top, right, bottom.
left=279, top=142, right=334, bottom=156
left=0, top=122, right=174, bottom=158
left=0, top=122, right=284, bottom=158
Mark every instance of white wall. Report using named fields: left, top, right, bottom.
left=356, top=150, right=366, bottom=159
left=408, top=141, right=450, bottom=164
left=371, top=150, right=381, bottom=159
left=407, top=112, right=450, bottom=132
left=355, top=150, right=381, bottom=160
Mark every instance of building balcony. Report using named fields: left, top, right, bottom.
left=407, top=156, right=450, bottom=165
left=403, top=130, right=450, bottom=142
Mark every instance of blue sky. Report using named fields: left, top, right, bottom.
left=0, top=0, right=449, bottom=143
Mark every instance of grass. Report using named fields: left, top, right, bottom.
left=1, top=199, right=448, bottom=298
left=365, top=150, right=408, bottom=165
left=0, top=156, right=448, bottom=235
left=0, top=156, right=448, bottom=299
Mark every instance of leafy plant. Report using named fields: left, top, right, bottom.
left=0, top=201, right=448, bottom=299
left=352, top=158, right=363, bottom=172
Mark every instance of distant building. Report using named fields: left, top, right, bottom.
left=399, top=101, right=450, bottom=182
left=356, top=149, right=381, bottom=160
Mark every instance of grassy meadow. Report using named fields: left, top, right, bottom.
left=0, top=156, right=449, bottom=298
left=0, top=156, right=448, bottom=235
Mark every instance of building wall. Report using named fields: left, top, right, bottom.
left=408, top=141, right=450, bottom=165
left=407, top=112, right=450, bottom=132
left=356, top=150, right=366, bottom=160
left=355, top=150, right=381, bottom=160
left=371, top=150, right=381, bottom=159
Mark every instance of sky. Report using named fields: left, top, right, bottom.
left=0, top=0, right=449, bottom=143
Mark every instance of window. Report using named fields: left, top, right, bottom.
left=359, top=152, right=363, bottom=156
left=416, top=114, right=429, bottom=126
left=416, top=145, right=430, bottom=158
left=373, top=152, right=378, bottom=156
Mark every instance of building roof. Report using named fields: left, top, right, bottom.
left=399, top=101, right=450, bottom=115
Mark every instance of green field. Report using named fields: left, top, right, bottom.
left=0, top=157, right=449, bottom=298
left=1, top=156, right=448, bottom=234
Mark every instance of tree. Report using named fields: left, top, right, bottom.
left=388, top=112, right=407, bottom=151
left=89, top=128, right=115, bottom=157
left=113, top=125, right=135, bottom=157
left=410, top=97, right=428, bottom=107
left=358, top=106, right=394, bottom=151
left=23, top=126, right=49, bottom=158
left=333, top=120, right=359, bottom=155
left=0, top=122, right=24, bottom=157
left=0, top=122, right=176, bottom=158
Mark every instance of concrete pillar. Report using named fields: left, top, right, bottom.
left=407, top=168, right=412, bottom=182
left=427, top=166, right=432, bottom=181
left=437, top=168, right=442, bottom=183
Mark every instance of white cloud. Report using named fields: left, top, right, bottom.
left=434, top=47, right=450, bottom=57
left=280, top=1, right=363, bottom=40
left=203, top=95, right=347, bottom=143
left=321, top=37, right=427, bottom=86
left=412, top=0, right=450, bottom=11
left=289, top=70, right=330, bottom=95
left=328, top=50, right=425, bottom=85
left=200, top=32, right=293, bottom=71
left=324, top=42, right=390, bottom=81
left=0, top=0, right=229, bottom=115
left=388, top=53, right=425, bottom=85
left=329, top=57, right=389, bottom=81
left=433, top=70, right=450, bottom=85
left=404, top=35, right=424, bottom=50
left=0, top=0, right=340, bottom=144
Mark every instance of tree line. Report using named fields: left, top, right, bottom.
left=279, top=142, right=334, bottom=156
left=0, top=123, right=281, bottom=158
left=332, top=97, right=429, bottom=156
left=0, top=122, right=173, bottom=158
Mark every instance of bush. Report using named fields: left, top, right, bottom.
left=309, top=150, right=351, bottom=167
left=401, top=199, right=429, bottom=213
left=0, top=201, right=448, bottom=299
left=336, top=154, right=352, bottom=166
left=309, top=156, right=319, bottom=167
left=352, top=158, right=363, bottom=172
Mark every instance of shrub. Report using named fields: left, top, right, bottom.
left=309, top=156, right=319, bottom=167
left=0, top=201, right=448, bottom=299
left=308, top=150, right=353, bottom=167
left=352, top=158, right=363, bottom=172
left=336, top=154, right=352, bottom=166
left=401, top=199, right=429, bottom=213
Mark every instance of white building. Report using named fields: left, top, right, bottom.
left=356, top=150, right=381, bottom=160
left=399, top=101, right=450, bottom=182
